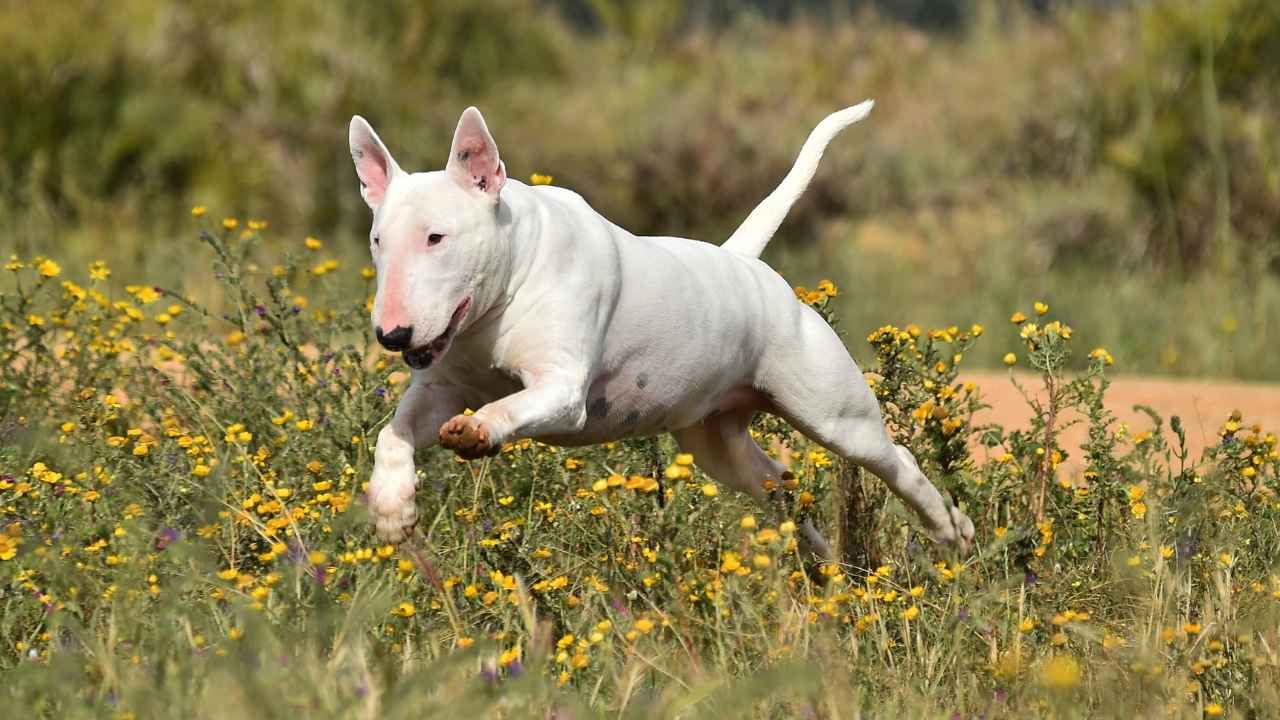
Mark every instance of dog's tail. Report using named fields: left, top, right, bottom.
left=721, top=100, right=874, bottom=259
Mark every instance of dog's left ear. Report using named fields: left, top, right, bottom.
left=446, top=107, right=506, bottom=201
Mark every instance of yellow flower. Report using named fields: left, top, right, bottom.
left=1034, top=301, right=1049, bottom=315
left=1130, top=501, right=1146, bottom=519
left=392, top=602, right=416, bottom=618
left=295, top=419, right=314, bottom=431
left=701, top=483, right=719, bottom=498
left=1010, top=311, right=1027, bottom=324
left=27, top=314, right=45, bottom=327
left=1089, top=347, right=1115, bottom=366
left=633, top=617, right=654, bottom=634
left=191, top=205, right=206, bottom=217
left=304, top=236, right=322, bottom=250
left=222, top=218, right=238, bottom=231
left=0, top=535, right=18, bottom=561
left=1038, top=655, right=1081, bottom=690
left=361, top=266, right=376, bottom=280
left=1205, top=703, right=1224, bottom=717
left=89, top=261, right=111, bottom=280
left=1003, top=353, right=1017, bottom=367
left=675, top=453, right=694, bottom=466
left=720, top=552, right=742, bottom=573
left=739, top=515, right=757, bottom=530
left=529, top=173, right=554, bottom=186
left=37, top=259, right=61, bottom=278
left=901, top=605, right=920, bottom=621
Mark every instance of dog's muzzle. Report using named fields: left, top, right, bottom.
left=402, top=297, right=471, bottom=370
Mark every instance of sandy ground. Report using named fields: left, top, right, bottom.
left=960, top=371, right=1280, bottom=474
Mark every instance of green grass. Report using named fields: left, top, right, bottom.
left=1, top=226, right=1278, bottom=717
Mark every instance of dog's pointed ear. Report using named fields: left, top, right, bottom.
left=349, top=116, right=401, bottom=211
left=445, top=107, right=506, bottom=201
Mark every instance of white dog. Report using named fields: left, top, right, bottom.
left=351, top=102, right=974, bottom=557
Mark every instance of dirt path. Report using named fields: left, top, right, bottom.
left=961, top=371, right=1280, bottom=474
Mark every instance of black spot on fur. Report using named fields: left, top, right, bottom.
left=587, top=397, right=610, bottom=419
left=624, top=411, right=640, bottom=426
left=477, top=176, right=487, bottom=191
left=636, top=373, right=649, bottom=390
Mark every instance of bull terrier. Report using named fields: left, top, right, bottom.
left=351, top=102, right=974, bottom=558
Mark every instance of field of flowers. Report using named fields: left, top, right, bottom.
left=2, top=217, right=1278, bottom=718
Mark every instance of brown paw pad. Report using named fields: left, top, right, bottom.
left=439, top=415, right=498, bottom=460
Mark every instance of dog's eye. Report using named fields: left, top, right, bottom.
left=427, top=233, right=445, bottom=247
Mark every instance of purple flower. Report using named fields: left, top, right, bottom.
left=255, top=305, right=267, bottom=317
left=154, top=527, right=181, bottom=551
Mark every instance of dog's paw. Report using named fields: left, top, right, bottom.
left=927, top=504, right=975, bottom=555
left=368, top=458, right=418, bottom=544
left=439, top=414, right=500, bottom=460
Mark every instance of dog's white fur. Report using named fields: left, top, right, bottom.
left=352, top=103, right=974, bottom=556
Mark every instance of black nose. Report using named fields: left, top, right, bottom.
left=376, top=325, right=413, bottom=351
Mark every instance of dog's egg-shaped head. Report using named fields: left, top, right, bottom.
left=349, top=108, right=507, bottom=368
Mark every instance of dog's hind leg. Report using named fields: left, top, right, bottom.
left=760, top=310, right=974, bottom=552
left=673, top=411, right=834, bottom=561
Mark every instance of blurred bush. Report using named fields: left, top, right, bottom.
left=2, top=0, right=1279, bottom=375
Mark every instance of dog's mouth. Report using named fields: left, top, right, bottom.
left=403, top=297, right=471, bottom=370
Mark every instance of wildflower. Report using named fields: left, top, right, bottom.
left=89, top=261, right=111, bottom=280
left=37, top=259, right=61, bottom=278
left=1205, top=703, right=1224, bottom=717
left=1038, top=655, right=1081, bottom=690
left=701, top=483, right=719, bottom=498
left=304, top=236, right=322, bottom=250
left=1003, top=353, right=1017, bottom=366
left=720, top=552, right=742, bottom=573
left=0, top=534, right=18, bottom=561
left=633, top=618, right=654, bottom=634
left=5, top=256, right=24, bottom=271
left=1010, top=311, right=1027, bottom=325
left=529, top=173, right=554, bottom=185
left=222, top=218, right=238, bottom=231
left=1089, top=347, right=1115, bottom=366
left=392, top=602, right=416, bottom=618
left=739, top=515, right=757, bottom=530
left=191, top=205, right=206, bottom=217
left=1034, top=301, right=1049, bottom=315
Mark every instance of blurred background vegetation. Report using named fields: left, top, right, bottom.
left=3, top=0, right=1279, bottom=378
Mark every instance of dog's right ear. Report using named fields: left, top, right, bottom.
left=349, top=116, right=401, bottom=211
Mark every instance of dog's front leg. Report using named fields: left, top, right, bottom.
left=370, top=381, right=466, bottom=542
left=439, top=368, right=587, bottom=458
